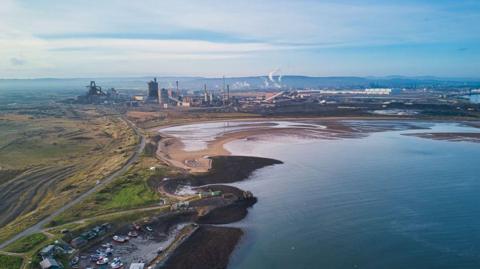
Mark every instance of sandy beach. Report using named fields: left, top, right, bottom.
left=155, top=118, right=435, bottom=173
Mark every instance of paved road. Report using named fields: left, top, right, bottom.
left=0, top=117, right=145, bottom=249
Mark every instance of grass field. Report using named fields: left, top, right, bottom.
left=1, top=103, right=256, bottom=245
left=3, top=233, right=47, bottom=253
left=48, top=154, right=169, bottom=227
left=0, top=105, right=138, bottom=243
left=0, top=254, right=23, bottom=269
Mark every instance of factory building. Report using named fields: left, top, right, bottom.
left=159, top=88, right=169, bottom=106
left=364, top=88, right=392, bottom=95
left=147, top=78, right=159, bottom=103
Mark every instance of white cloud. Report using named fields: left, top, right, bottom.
left=0, top=0, right=479, bottom=77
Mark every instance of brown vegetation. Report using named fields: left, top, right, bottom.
left=0, top=106, right=138, bottom=242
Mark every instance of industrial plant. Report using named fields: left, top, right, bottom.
left=72, top=76, right=480, bottom=119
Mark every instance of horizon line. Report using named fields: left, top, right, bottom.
left=2, top=75, right=480, bottom=81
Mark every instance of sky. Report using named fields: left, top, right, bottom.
left=1, top=0, right=479, bottom=78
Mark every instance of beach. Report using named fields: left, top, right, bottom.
left=155, top=118, right=434, bottom=173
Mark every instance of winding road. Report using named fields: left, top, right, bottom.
left=0, top=116, right=146, bottom=249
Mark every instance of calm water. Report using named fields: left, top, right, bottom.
left=220, top=122, right=480, bottom=269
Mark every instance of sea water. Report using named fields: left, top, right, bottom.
left=222, top=122, right=480, bottom=269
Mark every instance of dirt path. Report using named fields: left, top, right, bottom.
left=0, top=165, right=77, bottom=227
left=0, top=116, right=146, bottom=249
left=44, top=205, right=168, bottom=231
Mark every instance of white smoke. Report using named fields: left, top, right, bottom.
left=262, top=77, right=270, bottom=88
left=268, top=68, right=282, bottom=88
left=268, top=68, right=279, bottom=83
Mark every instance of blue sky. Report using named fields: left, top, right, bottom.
left=1, top=0, right=479, bottom=78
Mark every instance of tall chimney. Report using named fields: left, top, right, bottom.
left=227, top=84, right=230, bottom=103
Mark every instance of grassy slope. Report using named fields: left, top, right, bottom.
left=0, top=255, right=23, bottom=269
left=0, top=106, right=138, bottom=243
left=49, top=156, right=168, bottom=227
left=1, top=109, right=265, bottom=268
left=46, top=111, right=234, bottom=227
left=3, top=233, right=47, bottom=253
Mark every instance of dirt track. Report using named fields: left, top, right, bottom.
left=0, top=165, right=77, bottom=227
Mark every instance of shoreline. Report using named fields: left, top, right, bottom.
left=153, top=119, right=410, bottom=269
left=155, top=118, right=438, bottom=173
left=150, top=156, right=282, bottom=269
left=155, top=118, right=480, bottom=268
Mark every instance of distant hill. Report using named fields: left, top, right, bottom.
left=1, top=76, right=479, bottom=94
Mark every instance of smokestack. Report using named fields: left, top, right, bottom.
left=176, top=80, right=179, bottom=97
left=227, top=84, right=230, bottom=103
left=222, top=76, right=226, bottom=104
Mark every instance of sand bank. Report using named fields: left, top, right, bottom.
left=403, top=132, right=480, bottom=143
left=156, top=119, right=432, bottom=173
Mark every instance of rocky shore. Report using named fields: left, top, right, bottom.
left=152, top=155, right=282, bottom=269
left=162, top=226, right=244, bottom=269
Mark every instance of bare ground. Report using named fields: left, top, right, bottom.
left=0, top=165, right=77, bottom=227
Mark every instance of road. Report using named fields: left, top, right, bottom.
left=0, top=117, right=146, bottom=249
left=44, top=205, right=168, bottom=230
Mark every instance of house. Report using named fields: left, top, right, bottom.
left=80, top=230, right=97, bottom=240
left=70, top=237, right=87, bottom=248
left=129, top=263, right=145, bottom=269
left=40, top=257, right=63, bottom=269
left=171, top=201, right=189, bottom=211
left=39, top=245, right=55, bottom=257
left=92, top=226, right=106, bottom=236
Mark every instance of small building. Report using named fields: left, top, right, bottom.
left=198, top=191, right=222, bottom=199
left=364, top=88, right=392, bottom=95
left=181, top=101, right=191, bottom=107
left=129, top=263, right=145, bottom=269
left=70, top=237, right=87, bottom=248
left=171, top=201, right=189, bottom=211
left=80, top=230, right=96, bottom=240
left=40, top=257, right=63, bottom=269
left=132, top=95, right=144, bottom=101
left=39, top=245, right=55, bottom=258
left=92, top=225, right=106, bottom=236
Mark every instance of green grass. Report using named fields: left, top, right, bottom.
left=0, top=254, right=23, bottom=269
left=49, top=167, right=163, bottom=226
left=94, top=171, right=160, bottom=210
left=49, top=207, right=168, bottom=242
left=103, top=181, right=158, bottom=209
left=3, top=233, right=48, bottom=253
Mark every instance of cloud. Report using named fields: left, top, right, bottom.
left=0, top=0, right=479, bottom=77
left=10, top=57, right=26, bottom=66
